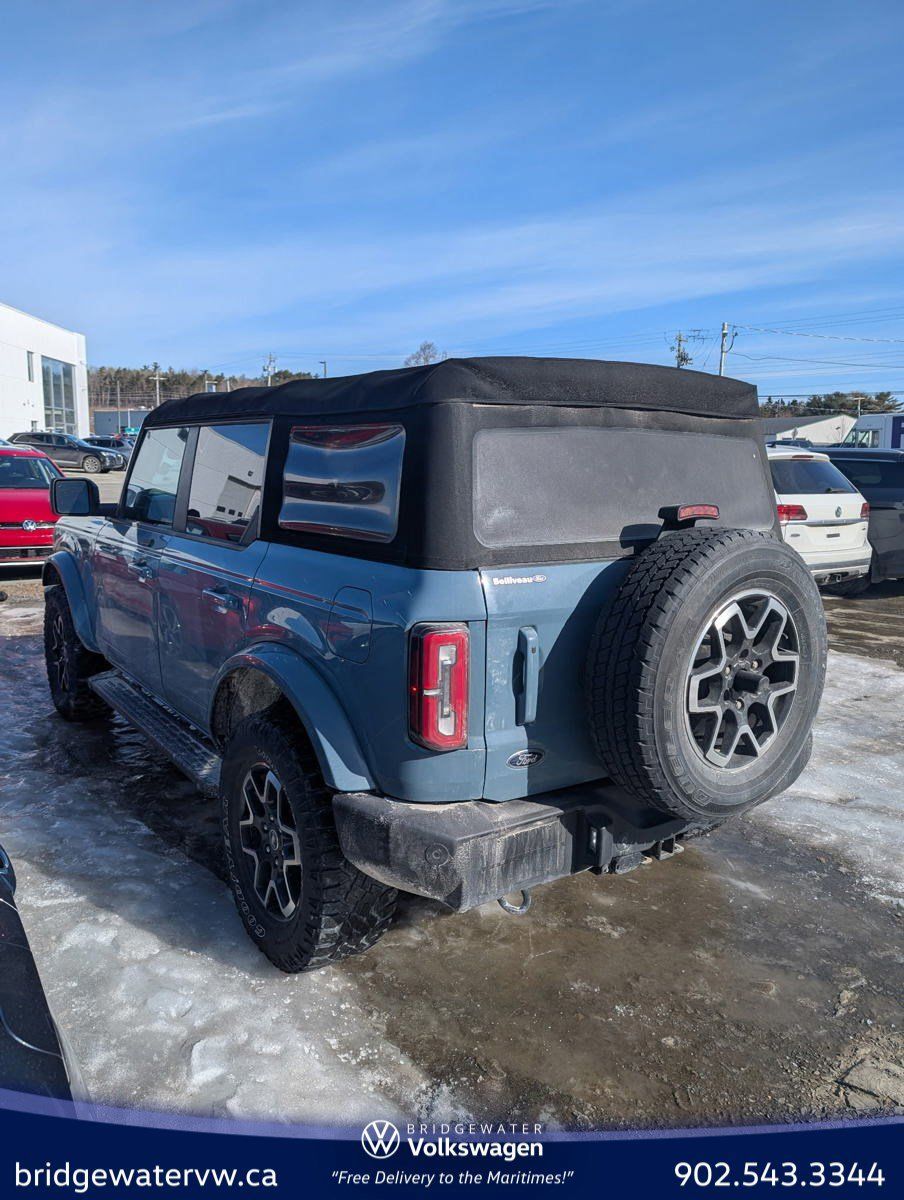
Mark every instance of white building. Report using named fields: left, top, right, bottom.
left=760, top=412, right=855, bottom=445
left=0, top=301, right=89, bottom=439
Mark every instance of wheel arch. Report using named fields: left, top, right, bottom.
left=209, top=645, right=374, bottom=793
left=42, top=551, right=99, bottom=652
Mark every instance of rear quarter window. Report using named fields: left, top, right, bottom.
left=279, top=424, right=405, bottom=542
left=473, top=427, right=775, bottom=548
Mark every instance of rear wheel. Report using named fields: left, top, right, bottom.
left=221, top=708, right=397, bottom=972
left=43, top=585, right=109, bottom=720
left=586, top=528, right=826, bottom=823
left=81, top=455, right=102, bottom=474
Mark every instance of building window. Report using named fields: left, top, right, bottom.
left=41, top=356, right=77, bottom=435
left=26, top=351, right=34, bottom=382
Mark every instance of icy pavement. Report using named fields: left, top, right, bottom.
left=752, top=651, right=904, bottom=909
left=0, top=606, right=901, bottom=1127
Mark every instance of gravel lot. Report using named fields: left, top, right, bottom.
left=0, top=485, right=901, bottom=1128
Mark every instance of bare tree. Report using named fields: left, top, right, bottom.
left=405, top=341, right=446, bottom=367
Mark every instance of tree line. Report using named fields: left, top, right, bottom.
left=759, top=391, right=900, bottom=417
left=89, top=363, right=314, bottom=405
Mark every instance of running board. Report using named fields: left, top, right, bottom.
left=88, top=671, right=222, bottom=796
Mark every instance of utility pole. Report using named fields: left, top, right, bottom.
left=152, top=365, right=161, bottom=407
left=320, top=360, right=327, bottom=378
left=718, top=322, right=736, bottom=376
left=263, top=353, right=276, bottom=386
left=116, top=379, right=122, bottom=434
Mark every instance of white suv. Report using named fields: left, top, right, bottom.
left=767, top=446, right=871, bottom=586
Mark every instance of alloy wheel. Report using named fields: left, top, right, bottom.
left=685, top=590, right=800, bottom=770
left=238, top=764, right=303, bottom=919
left=50, top=614, right=70, bottom=694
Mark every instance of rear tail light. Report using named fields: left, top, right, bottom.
left=860, top=501, right=870, bottom=520
left=408, top=624, right=470, bottom=751
left=777, top=503, right=808, bottom=523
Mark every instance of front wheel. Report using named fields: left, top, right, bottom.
left=81, top=455, right=102, bottom=474
left=43, top=586, right=109, bottom=720
left=221, top=709, right=397, bottom=972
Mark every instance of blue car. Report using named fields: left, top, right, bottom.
left=42, top=358, right=826, bottom=972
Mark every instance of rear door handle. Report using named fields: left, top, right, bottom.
left=127, top=558, right=154, bottom=582
left=516, top=626, right=540, bottom=725
left=202, top=587, right=242, bottom=614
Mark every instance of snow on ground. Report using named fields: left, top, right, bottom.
left=752, top=650, right=904, bottom=909
left=0, top=602, right=901, bottom=1123
left=0, top=628, right=461, bottom=1125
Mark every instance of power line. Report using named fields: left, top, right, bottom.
left=735, top=324, right=904, bottom=345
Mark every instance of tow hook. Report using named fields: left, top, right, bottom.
left=497, top=889, right=532, bottom=916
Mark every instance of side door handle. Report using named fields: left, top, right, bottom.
left=202, top=587, right=242, bottom=614
left=516, top=626, right=540, bottom=725
left=127, top=558, right=154, bottom=583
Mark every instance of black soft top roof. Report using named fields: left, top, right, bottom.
left=144, top=356, right=758, bottom=427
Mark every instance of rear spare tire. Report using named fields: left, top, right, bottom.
left=586, top=528, right=826, bottom=823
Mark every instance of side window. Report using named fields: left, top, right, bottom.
left=186, top=423, right=269, bottom=543
left=123, top=427, right=190, bottom=525
left=279, top=424, right=406, bottom=543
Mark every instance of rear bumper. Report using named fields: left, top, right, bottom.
left=805, top=552, right=871, bottom=584
left=332, top=782, right=691, bottom=911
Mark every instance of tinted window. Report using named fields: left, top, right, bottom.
left=833, top=458, right=904, bottom=491
left=186, top=423, right=269, bottom=543
left=0, top=456, right=61, bottom=488
left=473, top=428, right=775, bottom=548
left=123, top=427, right=189, bottom=525
left=279, top=424, right=405, bottom=542
left=769, top=458, right=856, bottom=495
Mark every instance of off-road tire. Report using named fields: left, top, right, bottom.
left=586, top=528, right=826, bottom=823
left=43, top=585, right=109, bottom=721
left=81, top=455, right=102, bottom=474
left=221, top=708, right=397, bottom=972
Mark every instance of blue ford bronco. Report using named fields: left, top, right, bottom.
left=43, top=358, right=826, bottom=972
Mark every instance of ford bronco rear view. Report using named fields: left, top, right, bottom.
left=43, top=358, right=827, bottom=971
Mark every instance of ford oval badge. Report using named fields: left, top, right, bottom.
left=506, top=749, right=544, bottom=768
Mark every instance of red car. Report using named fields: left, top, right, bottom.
left=0, top=446, right=63, bottom=567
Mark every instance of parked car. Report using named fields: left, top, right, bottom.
left=822, top=448, right=904, bottom=594
left=83, top=434, right=133, bottom=465
left=0, top=844, right=75, bottom=1101
left=767, top=446, right=871, bottom=587
left=0, top=446, right=63, bottom=567
left=8, top=431, right=121, bottom=473
left=766, top=437, right=814, bottom=449
left=839, top=413, right=904, bottom=451
left=43, top=359, right=827, bottom=972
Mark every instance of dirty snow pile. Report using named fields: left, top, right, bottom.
left=751, top=650, right=904, bottom=909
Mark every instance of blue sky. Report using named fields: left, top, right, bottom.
left=3, top=0, right=904, bottom=395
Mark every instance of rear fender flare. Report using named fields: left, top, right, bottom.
left=42, top=551, right=98, bottom=652
left=209, top=644, right=374, bottom=793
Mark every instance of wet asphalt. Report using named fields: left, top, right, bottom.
left=0, top=497, right=901, bottom=1126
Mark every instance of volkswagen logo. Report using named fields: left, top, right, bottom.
left=22, top=519, right=38, bottom=532
left=361, top=1120, right=401, bottom=1159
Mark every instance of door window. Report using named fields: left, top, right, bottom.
left=123, top=427, right=190, bottom=525
left=186, top=423, right=269, bottom=542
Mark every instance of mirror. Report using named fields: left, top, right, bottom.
left=51, top=477, right=100, bottom=516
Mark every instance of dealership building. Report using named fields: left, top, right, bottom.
left=0, top=301, right=89, bottom=439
